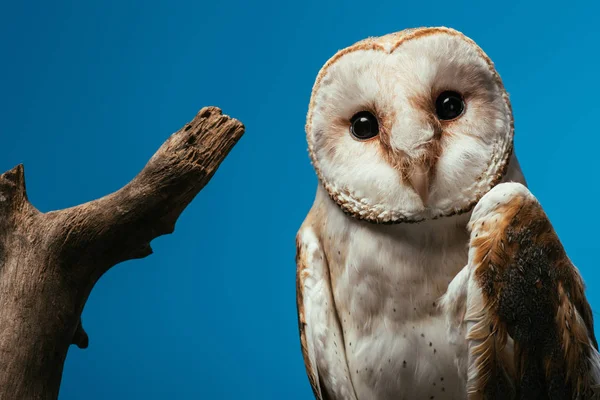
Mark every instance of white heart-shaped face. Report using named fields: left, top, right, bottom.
left=306, top=27, right=514, bottom=223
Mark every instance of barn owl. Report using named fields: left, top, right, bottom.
left=296, top=26, right=600, bottom=399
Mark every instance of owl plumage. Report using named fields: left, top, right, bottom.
left=296, top=27, right=600, bottom=399
left=444, top=182, right=600, bottom=399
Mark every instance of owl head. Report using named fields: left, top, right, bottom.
left=306, top=27, right=514, bottom=224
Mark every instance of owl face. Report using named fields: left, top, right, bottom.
left=306, top=27, right=514, bottom=223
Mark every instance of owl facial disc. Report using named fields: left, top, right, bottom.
left=305, top=27, right=514, bottom=224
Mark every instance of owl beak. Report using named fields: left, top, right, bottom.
left=408, top=165, right=429, bottom=206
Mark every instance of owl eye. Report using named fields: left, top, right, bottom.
left=435, top=91, right=465, bottom=121
left=350, top=111, right=379, bottom=140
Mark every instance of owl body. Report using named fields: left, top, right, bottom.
left=298, top=157, right=525, bottom=400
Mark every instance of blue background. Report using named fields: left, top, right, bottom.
left=1, top=0, right=599, bottom=398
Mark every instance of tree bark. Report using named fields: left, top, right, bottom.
left=0, top=106, right=244, bottom=399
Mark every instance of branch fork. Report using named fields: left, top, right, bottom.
left=0, top=106, right=244, bottom=399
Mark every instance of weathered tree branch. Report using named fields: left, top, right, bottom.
left=0, top=106, right=244, bottom=399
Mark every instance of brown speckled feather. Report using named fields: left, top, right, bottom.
left=466, top=183, right=600, bottom=400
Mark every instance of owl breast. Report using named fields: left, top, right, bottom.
left=318, top=186, right=471, bottom=400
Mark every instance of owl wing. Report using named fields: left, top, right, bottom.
left=444, top=182, right=600, bottom=399
left=296, top=223, right=357, bottom=400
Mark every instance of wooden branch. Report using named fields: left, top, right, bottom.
left=0, top=106, right=244, bottom=399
